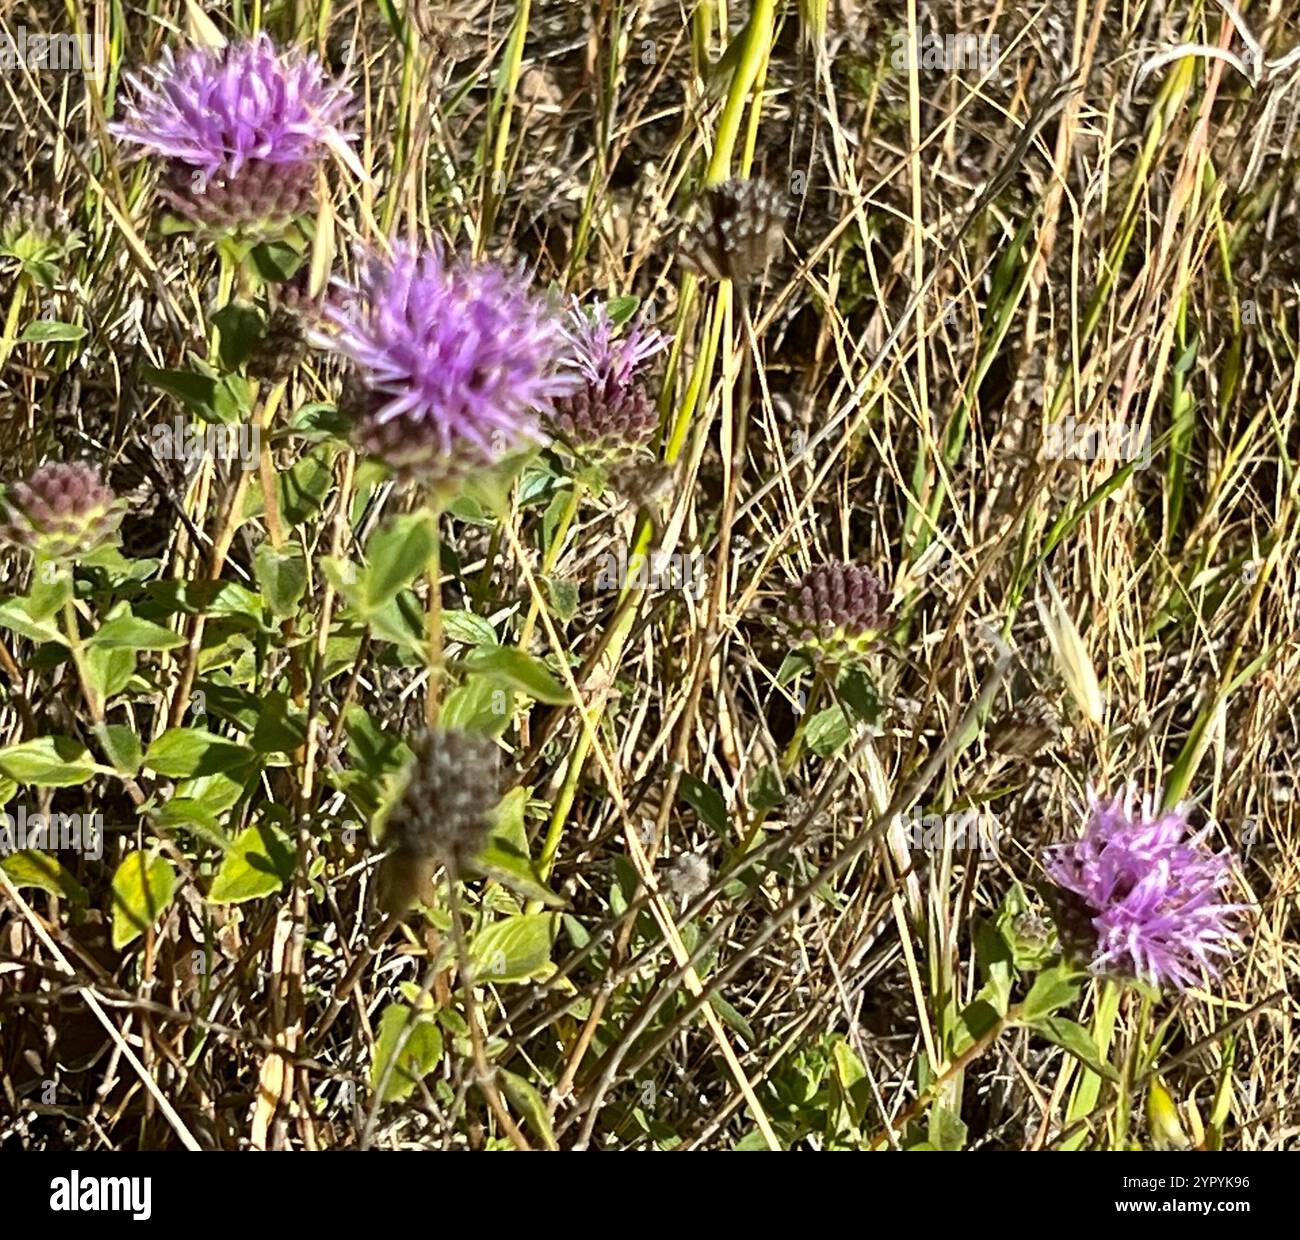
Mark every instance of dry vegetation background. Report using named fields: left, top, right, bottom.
left=1, top=0, right=1298, bottom=1150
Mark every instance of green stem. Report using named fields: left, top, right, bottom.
left=479, top=0, right=532, bottom=249
left=518, top=480, right=583, bottom=652
left=425, top=508, right=444, bottom=727
left=1060, top=979, right=1120, bottom=1150
left=0, top=277, right=30, bottom=372
left=61, top=596, right=103, bottom=723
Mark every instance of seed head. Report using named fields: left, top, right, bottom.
left=661, top=853, right=711, bottom=904
left=246, top=284, right=320, bottom=383
left=383, top=729, right=501, bottom=869
left=680, top=178, right=787, bottom=285
left=548, top=299, right=667, bottom=460
left=0, top=195, right=81, bottom=289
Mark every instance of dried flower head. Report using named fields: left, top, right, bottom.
left=110, top=34, right=352, bottom=238
left=661, top=852, right=711, bottom=904
left=781, top=561, right=891, bottom=664
left=0, top=195, right=81, bottom=289
left=384, top=729, right=500, bottom=866
left=0, top=462, right=123, bottom=562
left=317, top=242, right=573, bottom=482
left=680, top=178, right=787, bottom=285
left=1041, top=788, right=1246, bottom=991
left=245, top=283, right=321, bottom=383
left=549, top=299, right=667, bottom=458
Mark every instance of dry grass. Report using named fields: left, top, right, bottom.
left=0, top=0, right=1297, bottom=1150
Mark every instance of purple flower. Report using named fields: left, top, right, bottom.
left=0, top=462, right=123, bottom=562
left=780, top=561, right=891, bottom=665
left=550, top=300, right=667, bottom=456
left=1042, top=788, right=1245, bottom=991
left=563, top=300, right=667, bottom=404
left=315, top=242, right=574, bottom=480
left=110, top=33, right=352, bottom=237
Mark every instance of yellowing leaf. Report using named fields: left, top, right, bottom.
left=1037, top=571, right=1104, bottom=723
left=110, top=851, right=177, bottom=949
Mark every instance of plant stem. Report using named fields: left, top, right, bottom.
left=61, top=596, right=103, bottom=723
left=425, top=508, right=444, bottom=727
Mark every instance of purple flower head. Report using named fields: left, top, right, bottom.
left=550, top=299, right=667, bottom=456
left=1041, top=788, right=1246, bottom=991
left=1, top=462, right=124, bottom=562
left=110, top=34, right=352, bottom=236
left=779, top=561, right=891, bottom=666
left=562, top=300, right=667, bottom=405
left=315, top=242, right=574, bottom=481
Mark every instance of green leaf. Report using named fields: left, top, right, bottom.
left=254, top=544, right=308, bottom=618
left=371, top=1003, right=443, bottom=1103
left=837, top=667, right=880, bottom=724
left=364, top=589, right=426, bottom=652
left=249, top=238, right=305, bottom=284
left=678, top=771, right=728, bottom=836
left=276, top=443, right=339, bottom=528
left=469, top=913, right=556, bottom=983
left=0, top=736, right=105, bottom=787
left=541, top=576, right=580, bottom=623
left=1, top=850, right=88, bottom=904
left=96, top=725, right=143, bottom=776
left=0, top=596, right=66, bottom=645
left=27, top=565, right=73, bottom=619
left=462, top=646, right=570, bottom=705
left=155, top=796, right=231, bottom=849
left=709, top=992, right=755, bottom=1045
left=144, top=728, right=252, bottom=779
left=606, top=295, right=640, bottom=326
left=88, top=615, right=186, bottom=651
left=84, top=645, right=135, bottom=704
left=928, top=1103, right=968, bottom=1151
left=475, top=788, right=563, bottom=907
left=142, top=366, right=250, bottom=425
left=951, top=998, right=1002, bottom=1056
left=498, top=1068, right=559, bottom=1150
left=208, top=822, right=295, bottom=903
left=746, top=764, right=785, bottom=812
left=211, top=301, right=264, bottom=370
left=142, top=579, right=265, bottom=624
left=442, top=609, right=498, bottom=647
left=110, top=851, right=177, bottom=949
left=249, top=693, right=308, bottom=754
left=805, top=704, right=852, bottom=757
left=973, top=918, right=1014, bottom=1018
left=1020, top=964, right=1085, bottom=1023
left=446, top=448, right=536, bottom=519
left=19, top=320, right=86, bottom=344
left=363, top=512, right=439, bottom=613
left=441, top=674, right=513, bottom=736
left=1030, top=1016, right=1119, bottom=1082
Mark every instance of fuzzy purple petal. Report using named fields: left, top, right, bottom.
left=314, top=242, right=575, bottom=476
left=1042, top=788, right=1245, bottom=991
left=110, top=33, right=352, bottom=179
